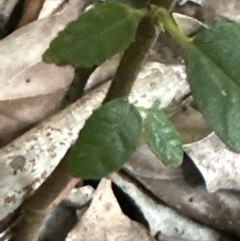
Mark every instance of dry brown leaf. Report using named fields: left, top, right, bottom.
left=0, top=0, right=87, bottom=147
left=125, top=151, right=240, bottom=238
left=125, top=144, right=183, bottom=180
left=15, top=0, right=46, bottom=29
left=173, top=12, right=206, bottom=36
left=110, top=172, right=221, bottom=241
left=0, top=90, right=66, bottom=147
left=184, top=133, right=240, bottom=192
left=0, top=0, right=82, bottom=101
left=0, top=84, right=106, bottom=224
left=67, top=179, right=155, bottom=241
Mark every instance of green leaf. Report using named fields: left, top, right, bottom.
left=43, top=1, right=145, bottom=67
left=68, top=98, right=142, bottom=179
left=185, top=22, right=240, bottom=152
left=144, top=108, right=183, bottom=165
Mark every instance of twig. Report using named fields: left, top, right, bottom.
left=104, top=16, right=157, bottom=102
left=10, top=157, right=73, bottom=241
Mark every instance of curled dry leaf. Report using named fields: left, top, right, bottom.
left=0, top=0, right=85, bottom=101
left=126, top=148, right=240, bottom=237
left=0, top=83, right=108, bottom=225
left=110, top=172, right=221, bottom=241
left=125, top=144, right=184, bottom=180
left=184, top=133, right=240, bottom=192
left=0, top=0, right=87, bottom=147
left=0, top=90, right=66, bottom=147
left=66, top=178, right=155, bottom=241
left=173, top=12, right=206, bottom=36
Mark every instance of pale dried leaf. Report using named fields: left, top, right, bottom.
left=110, top=172, right=221, bottom=241
left=173, top=12, right=206, bottom=36
left=125, top=144, right=183, bottom=180
left=0, top=90, right=66, bottom=147
left=0, top=63, right=73, bottom=100
left=184, top=133, right=240, bottom=192
left=84, top=55, right=121, bottom=92
left=67, top=179, right=155, bottom=241
left=178, top=0, right=202, bottom=6
left=125, top=150, right=240, bottom=236
left=0, top=0, right=87, bottom=147
left=0, top=0, right=84, bottom=101
left=203, top=0, right=240, bottom=23
left=0, top=83, right=107, bottom=223
left=39, top=0, right=69, bottom=19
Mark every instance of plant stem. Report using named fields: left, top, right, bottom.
left=104, top=16, right=157, bottom=103
left=12, top=157, right=73, bottom=241
left=157, top=7, right=192, bottom=48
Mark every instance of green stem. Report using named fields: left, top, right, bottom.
left=157, top=7, right=192, bottom=48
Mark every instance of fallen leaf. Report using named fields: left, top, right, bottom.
left=67, top=178, right=155, bottom=241
left=15, top=0, right=46, bottom=29
left=125, top=148, right=240, bottom=237
left=0, top=0, right=87, bottom=146
left=184, top=133, right=240, bottom=192
left=110, top=172, right=221, bottom=241
left=0, top=90, right=66, bottom=147
left=173, top=12, right=206, bottom=36
left=0, top=0, right=84, bottom=100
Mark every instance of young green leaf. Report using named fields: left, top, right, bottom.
left=185, top=22, right=240, bottom=153
left=144, top=108, right=183, bottom=165
left=68, top=98, right=141, bottom=179
left=43, top=1, right=145, bottom=67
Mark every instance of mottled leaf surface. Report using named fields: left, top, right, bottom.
left=144, top=108, right=183, bottom=165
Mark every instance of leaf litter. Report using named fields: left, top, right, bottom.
left=1, top=0, right=240, bottom=240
